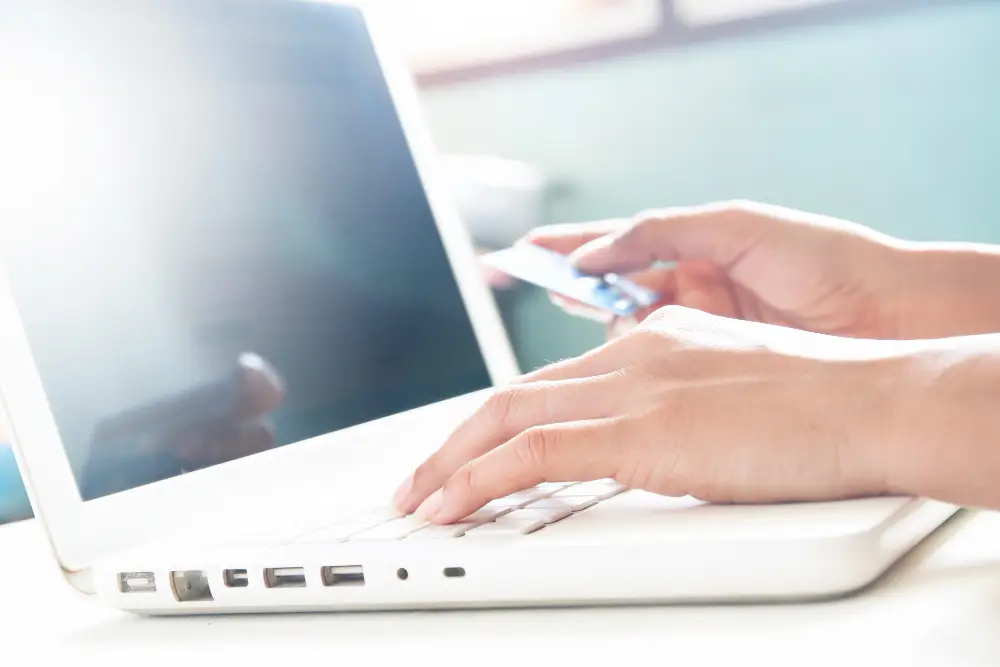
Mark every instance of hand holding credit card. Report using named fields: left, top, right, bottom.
left=481, top=244, right=660, bottom=317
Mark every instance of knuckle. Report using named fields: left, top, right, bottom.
left=721, top=198, right=755, bottom=213
left=410, top=458, right=442, bottom=490
left=714, top=200, right=776, bottom=236
left=484, top=387, right=522, bottom=427
left=704, top=199, right=759, bottom=219
left=515, top=427, right=557, bottom=472
left=623, top=213, right=661, bottom=242
left=653, top=304, right=691, bottom=323
left=609, top=416, right=655, bottom=486
left=644, top=305, right=708, bottom=336
left=631, top=208, right=666, bottom=225
left=629, top=413, right=689, bottom=493
left=625, top=322, right=679, bottom=349
left=606, top=214, right=660, bottom=253
left=629, top=328, right=667, bottom=349
left=450, top=463, right=476, bottom=496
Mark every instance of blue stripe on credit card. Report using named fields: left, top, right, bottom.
left=481, top=244, right=659, bottom=316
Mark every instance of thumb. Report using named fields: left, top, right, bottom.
left=235, top=353, right=285, bottom=419
left=676, top=261, right=740, bottom=319
left=570, top=201, right=767, bottom=275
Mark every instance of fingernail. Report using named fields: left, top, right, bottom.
left=239, top=352, right=284, bottom=389
left=415, top=489, right=444, bottom=521
left=391, top=474, right=414, bottom=511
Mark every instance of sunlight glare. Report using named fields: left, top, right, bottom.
left=0, top=36, right=125, bottom=244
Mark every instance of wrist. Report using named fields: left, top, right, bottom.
left=879, top=336, right=1000, bottom=508
left=889, top=242, right=1000, bottom=339
left=840, top=347, right=919, bottom=498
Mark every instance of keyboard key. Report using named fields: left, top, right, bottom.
left=357, top=507, right=406, bottom=523
left=460, top=510, right=501, bottom=525
left=499, top=488, right=550, bottom=505
left=464, top=514, right=546, bottom=537
left=563, top=480, right=626, bottom=500
left=523, top=498, right=574, bottom=511
left=296, top=514, right=394, bottom=544
left=506, top=506, right=572, bottom=525
left=532, top=495, right=598, bottom=512
left=475, top=499, right=519, bottom=517
left=350, top=515, right=430, bottom=541
left=406, top=522, right=479, bottom=539
left=407, top=501, right=506, bottom=539
left=535, top=482, right=576, bottom=493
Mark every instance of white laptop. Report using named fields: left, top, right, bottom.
left=0, top=0, right=959, bottom=615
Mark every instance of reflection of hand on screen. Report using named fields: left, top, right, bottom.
left=81, top=353, right=285, bottom=499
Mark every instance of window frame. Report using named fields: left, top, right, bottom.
left=409, top=0, right=955, bottom=87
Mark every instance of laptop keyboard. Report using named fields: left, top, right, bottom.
left=293, top=480, right=626, bottom=544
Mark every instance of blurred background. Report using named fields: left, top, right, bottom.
left=407, top=0, right=1000, bottom=370
left=2, top=0, right=999, bottom=524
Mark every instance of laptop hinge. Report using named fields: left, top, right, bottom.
left=63, top=564, right=96, bottom=596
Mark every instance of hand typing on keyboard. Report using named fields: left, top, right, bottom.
left=291, top=481, right=626, bottom=543
left=393, top=305, right=898, bottom=524
left=390, top=202, right=948, bottom=523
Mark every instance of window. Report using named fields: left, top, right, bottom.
left=674, top=0, right=849, bottom=27
left=373, top=0, right=663, bottom=73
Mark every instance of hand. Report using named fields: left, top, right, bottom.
left=393, top=306, right=899, bottom=523
left=81, top=353, right=285, bottom=499
left=524, top=200, right=966, bottom=340
left=166, top=353, right=285, bottom=470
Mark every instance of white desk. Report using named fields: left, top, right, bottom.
left=3, top=511, right=1000, bottom=665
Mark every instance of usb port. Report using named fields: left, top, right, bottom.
left=321, top=565, right=365, bottom=587
left=264, top=567, right=306, bottom=588
left=119, top=571, right=156, bottom=593
left=224, top=569, right=249, bottom=588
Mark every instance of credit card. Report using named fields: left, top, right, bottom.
left=481, top=244, right=660, bottom=316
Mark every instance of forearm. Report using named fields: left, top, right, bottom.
left=885, top=334, right=1000, bottom=509
left=893, top=241, right=1000, bottom=339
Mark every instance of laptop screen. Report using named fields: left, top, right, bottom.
left=0, top=0, right=493, bottom=500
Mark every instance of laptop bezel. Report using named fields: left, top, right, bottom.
left=0, top=0, right=520, bottom=577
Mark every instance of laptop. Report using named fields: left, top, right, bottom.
left=0, top=0, right=959, bottom=615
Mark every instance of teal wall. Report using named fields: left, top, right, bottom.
left=420, top=3, right=1000, bottom=370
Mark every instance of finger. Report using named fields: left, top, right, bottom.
left=571, top=201, right=770, bottom=276
left=518, top=219, right=628, bottom=255
left=619, top=268, right=679, bottom=322
left=547, top=268, right=678, bottom=322
left=549, top=293, right=615, bottom=324
left=675, top=261, right=741, bottom=319
left=420, top=418, right=630, bottom=524
left=516, top=336, right=636, bottom=384
left=628, top=263, right=737, bottom=323
left=628, top=267, right=679, bottom=294
left=393, top=373, right=628, bottom=513
left=234, top=353, right=285, bottom=420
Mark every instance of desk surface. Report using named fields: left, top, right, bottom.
left=3, top=511, right=1000, bottom=664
